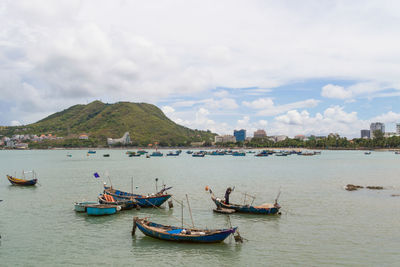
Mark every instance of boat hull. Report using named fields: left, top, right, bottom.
left=74, top=201, right=98, bottom=212
left=86, top=204, right=120, bottom=215
left=135, top=219, right=236, bottom=243
left=7, top=175, right=37, bottom=186
left=98, top=195, right=137, bottom=210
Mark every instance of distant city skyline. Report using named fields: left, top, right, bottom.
left=1, top=1, right=400, bottom=138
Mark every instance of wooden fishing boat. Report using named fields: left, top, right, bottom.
left=211, top=195, right=280, bottom=215
left=6, top=171, right=38, bottom=186
left=98, top=194, right=137, bottom=210
left=166, top=151, right=180, bottom=156
left=86, top=204, right=121, bottom=215
left=74, top=201, right=98, bottom=212
left=103, top=154, right=110, bottom=157
left=133, top=217, right=236, bottom=243
left=88, top=150, right=96, bottom=154
left=192, top=152, right=205, bottom=157
left=150, top=151, right=163, bottom=157
left=103, top=185, right=172, bottom=207
left=364, top=151, right=372, bottom=155
left=232, top=151, right=246, bottom=156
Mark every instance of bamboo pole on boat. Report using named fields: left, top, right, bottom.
left=186, top=194, right=195, bottom=228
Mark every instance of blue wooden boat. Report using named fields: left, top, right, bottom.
left=150, top=151, right=163, bottom=157
left=232, top=151, right=246, bottom=156
left=103, top=185, right=171, bottom=207
left=133, top=217, right=236, bottom=243
left=192, top=152, right=205, bottom=157
left=86, top=204, right=121, bottom=215
left=98, top=194, right=137, bottom=210
left=7, top=171, right=38, bottom=186
left=211, top=195, right=280, bottom=215
left=88, top=150, right=96, bottom=154
left=74, top=201, right=98, bottom=212
left=166, top=151, right=180, bottom=156
left=186, top=151, right=193, bottom=154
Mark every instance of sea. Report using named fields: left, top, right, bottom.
left=0, top=149, right=399, bottom=266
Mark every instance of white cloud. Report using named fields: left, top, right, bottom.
left=272, top=106, right=363, bottom=137
left=371, top=111, right=400, bottom=124
left=242, top=98, right=274, bottom=109
left=10, top=120, right=21, bottom=126
left=321, top=84, right=353, bottom=99
left=256, top=99, right=319, bottom=116
left=161, top=105, right=175, bottom=115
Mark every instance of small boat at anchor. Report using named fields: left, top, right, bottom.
left=86, top=204, right=121, bottom=216
left=6, top=171, right=38, bottom=186
left=88, top=150, right=96, bottom=154
left=132, top=217, right=237, bottom=243
left=208, top=187, right=281, bottom=215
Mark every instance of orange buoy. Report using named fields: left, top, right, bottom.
left=205, top=186, right=209, bottom=191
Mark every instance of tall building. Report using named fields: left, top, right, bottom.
left=370, top=122, right=385, bottom=138
left=361, top=129, right=370, bottom=139
left=234, top=129, right=246, bottom=142
left=253, top=129, right=266, bottom=138
left=397, top=123, right=400, bottom=135
left=215, top=135, right=236, bottom=143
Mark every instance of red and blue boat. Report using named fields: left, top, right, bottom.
left=133, top=217, right=236, bottom=243
left=211, top=195, right=280, bottom=215
left=103, top=185, right=171, bottom=208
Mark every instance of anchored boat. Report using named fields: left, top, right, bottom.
left=6, top=171, right=38, bottom=186
left=74, top=201, right=98, bottom=212
left=132, top=217, right=236, bottom=243
left=86, top=204, right=121, bottom=215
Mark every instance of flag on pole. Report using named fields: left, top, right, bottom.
left=94, top=172, right=100, bottom=178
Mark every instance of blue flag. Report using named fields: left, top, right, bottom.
left=94, top=172, right=100, bottom=178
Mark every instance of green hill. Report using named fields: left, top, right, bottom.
left=1, top=101, right=216, bottom=147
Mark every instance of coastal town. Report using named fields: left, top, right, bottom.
left=2, top=121, right=400, bottom=149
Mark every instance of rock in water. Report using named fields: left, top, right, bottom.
left=345, top=184, right=364, bottom=191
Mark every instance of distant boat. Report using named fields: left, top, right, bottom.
left=133, top=217, right=237, bottom=243
left=103, top=154, right=110, bottom=157
left=137, top=150, right=148, bottom=155
left=299, top=151, right=315, bottom=156
left=275, top=152, right=288, bottom=156
left=364, top=151, right=372, bottom=155
left=395, top=151, right=400, bottom=154
left=67, top=154, right=72, bottom=157
left=103, top=185, right=172, bottom=208
left=74, top=201, right=98, bottom=212
left=88, top=150, right=96, bottom=154
left=192, top=152, right=205, bottom=157
left=255, top=152, right=268, bottom=157
left=129, top=153, right=141, bottom=157
left=167, top=151, right=180, bottom=156
left=186, top=151, right=193, bottom=154
left=6, top=171, right=38, bottom=186
left=232, top=151, right=246, bottom=156
left=86, top=204, right=121, bottom=216
left=150, top=151, right=163, bottom=157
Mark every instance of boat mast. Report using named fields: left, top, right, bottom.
left=186, top=194, right=195, bottom=228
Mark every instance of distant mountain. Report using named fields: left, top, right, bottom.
left=2, top=101, right=216, bottom=146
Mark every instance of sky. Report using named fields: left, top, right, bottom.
left=1, top=0, right=400, bottom=138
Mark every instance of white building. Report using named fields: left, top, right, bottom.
left=214, top=135, right=236, bottom=143
left=397, top=123, right=400, bottom=135
left=107, top=132, right=131, bottom=145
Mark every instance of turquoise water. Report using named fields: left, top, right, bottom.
left=0, top=150, right=399, bottom=266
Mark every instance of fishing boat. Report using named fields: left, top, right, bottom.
left=129, top=153, right=141, bottom=157
left=67, top=154, right=72, bottom=157
left=186, top=151, right=193, bottom=154
left=364, top=151, right=372, bottom=155
left=74, top=201, right=98, bottom=212
left=232, top=151, right=246, bottom=156
left=192, top=152, right=205, bottom=157
left=208, top=187, right=281, bottom=215
left=137, top=150, right=148, bottom=155
left=86, top=204, right=121, bottom=215
left=103, top=154, right=110, bottom=157
left=395, top=151, right=400, bottom=154
left=211, top=195, right=280, bottom=215
left=88, top=150, right=96, bottom=154
left=255, top=152, right=269, bottom=157
left=299, top=151, right=315, bottom=156
left=98, top=194, right=137, bottom=210
left=150, top=151, right=163, bottom=157
left=133, top=217, right=237, bottom=243
left=275, top=152, right=289, bottom=156
left=167, top=151, right=180, bottom=156
left=103, top=184, right=172, bottom=207
left=6, top=171, right=38, bottom=186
